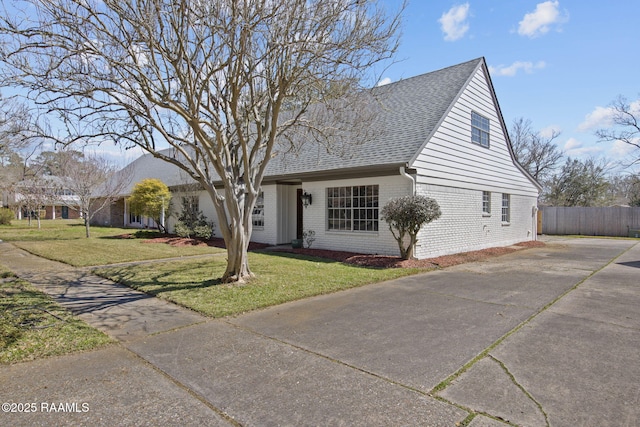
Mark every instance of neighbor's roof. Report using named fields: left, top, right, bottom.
left=112, top=58, right=484, bottom=190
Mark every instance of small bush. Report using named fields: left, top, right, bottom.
left=0, top=208, right=14, bottom=225
left=174, top=223, right=192, bottom=238
left=381, top=195, right=441, bottom=260
left=175, top=196, right=215, bottom=239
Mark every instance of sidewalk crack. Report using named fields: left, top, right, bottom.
left=488, top=355, right=550, bottom=427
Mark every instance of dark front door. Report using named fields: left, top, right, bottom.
left=296, top=188, right=303, bottom=239
left=61, top=206, right=69, bottom=219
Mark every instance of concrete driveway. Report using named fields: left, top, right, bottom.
left=1, top=237, right=639, bottom=426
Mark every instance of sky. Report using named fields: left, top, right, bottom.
left=374, top=0, right=640, bottom=174
left=6, top=0, right=640, bottom=174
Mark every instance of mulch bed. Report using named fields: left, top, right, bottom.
left=135, top=233, right=545, bottom=269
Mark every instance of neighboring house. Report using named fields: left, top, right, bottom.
left=94, top=58, right=541, bottom=258
left=10, top=176, right=81, bottom=220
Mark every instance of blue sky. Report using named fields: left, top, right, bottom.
left=375, top=0, right=640, bottom=172
left=9, top=1, right=639, bottom=173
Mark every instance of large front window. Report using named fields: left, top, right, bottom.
left=327, top=185, right=379, bottom=231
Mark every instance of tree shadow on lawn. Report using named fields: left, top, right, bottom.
left=102, top=267, right=223, bottom=296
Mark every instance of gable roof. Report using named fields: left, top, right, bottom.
left=112, top=57, right=539, bottom=190
left=266, top=58, right=483, bottom=179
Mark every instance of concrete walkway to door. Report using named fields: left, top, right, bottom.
left=1, top=237, right=639, bottom=426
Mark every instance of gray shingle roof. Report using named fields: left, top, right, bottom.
left=266, top=58, right=483, bottom=177
left=114, top=58, right=483, bottom=189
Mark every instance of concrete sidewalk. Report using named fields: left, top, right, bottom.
left=1, top=238, right=639, bottom=426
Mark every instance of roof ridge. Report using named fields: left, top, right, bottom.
left=373, top=57, right=483, bottom=89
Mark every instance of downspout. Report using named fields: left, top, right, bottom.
left=400, top=165, right=416, bottom=195
left=399, top=165, right=418, bottom=258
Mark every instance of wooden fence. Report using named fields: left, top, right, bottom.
left=540, top=206, right=640, bottom=237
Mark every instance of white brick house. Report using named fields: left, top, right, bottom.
left=95, top=58, right=540, bottom=258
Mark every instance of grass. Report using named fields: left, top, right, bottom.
left=2, top=218, right=430, bottom=325
left=96, top=251, right=428, bottom=318
left=0, top=219, right=225, bottom=266
left=0, top=273, right=113, bottom=364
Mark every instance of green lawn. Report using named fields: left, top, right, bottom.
left=0, top=273, right=113, bottom=364
left=96, top=251, right=427, bottom=318
left=0, top=219, right=225, bottom=266
left=2, top=219, right=430, bottom=322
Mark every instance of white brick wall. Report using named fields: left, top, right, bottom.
left=299, top=175, right=412, bottom=256
left=168, top=178, right=537, bottom=259
left=414, top=184, right=537, bottom=258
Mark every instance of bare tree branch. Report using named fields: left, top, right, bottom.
left=0, top=0, right=403, bottom=282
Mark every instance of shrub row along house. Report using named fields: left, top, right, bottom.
left=94, top=58, right=541, bottom=258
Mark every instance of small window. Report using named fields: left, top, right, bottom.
left=252, top=192, right=264, bottom=228
left=501, top=193, right=510, bottom=223
left=482, top=191, right=491, bottom=215
left=471, top=112, right=490, bottom=147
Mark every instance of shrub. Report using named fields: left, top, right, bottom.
left=0, top=208, right=14, bottom=225
left=380, top=195, right=441, bottom=260
left=302, top=229, right=316, bottom=248
left=175, top=196, right=215, bottom=239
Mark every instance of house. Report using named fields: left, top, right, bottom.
left=94, top=57, right=541, bottom=258
left=10, top=176, right=81, bottom=220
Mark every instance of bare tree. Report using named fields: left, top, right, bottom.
left=59, top=152, right=132, bottom=238
left=0, top=95, right=43, bottom=206
left=0, top=0, right=402, bottom=282
left=510, top=117, right=563, bottom=182
left=595, top=95, right=640, bottom=166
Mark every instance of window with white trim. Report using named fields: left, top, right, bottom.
left=471, top=111, right=490, bottom=147
left=501, top=193, right=510, bottom=223
left=252, top=192, right=264, bottom=228
left=482, top=191, right=491, bottom=215
left=327, top=185, right=379, bottom=231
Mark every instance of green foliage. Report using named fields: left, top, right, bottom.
left=302, top=229, right=316, bottom=248
left=545, top=158, right=610, bottom=206
left=629, top=176, right=640, bottom=207
left=128, top=179, right=171, bottom=232
left=0, top=207, right=13, bottom=225
left=175, top=196, right=215, bottom=239
left=381, top=195, right=441, bottom=259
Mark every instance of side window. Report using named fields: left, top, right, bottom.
left=501, top=193, right=510, bottom=223
left=252, top=192, right=264, bottom=228
left=482, top=191, right=491, bottom=215
left=471, top=111, right=490, bottom=147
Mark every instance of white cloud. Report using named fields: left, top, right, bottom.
left=439, top=3, right=470, bottom=42
left=610, top=139, right=638, bottom=158
left=563, top=137, right=602, bottom=157
left=376, top=77, right=392, bottom=87
left=540, top=125, right=561, bottom=138
left=488, top=61, right=546, bottom=77
left=577, top=106, right=615, bottom=132
left=518, top=1, right=567, bottom=38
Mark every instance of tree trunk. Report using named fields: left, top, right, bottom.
left=207, top=184, right=257, bottom=284
left=221, top=220, right=254, bottom=283
left=84, top=215, right=91, bottom=238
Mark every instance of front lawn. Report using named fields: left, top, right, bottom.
left=0, top=272, right=113, bottom=364
left=96, top=251, right=428, bottom=318
left=0, top=220, right=225, bottom=266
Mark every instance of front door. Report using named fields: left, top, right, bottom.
left=296, top=188, right=303, bottom=239
left=61, top=206, right=69, bottom=219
